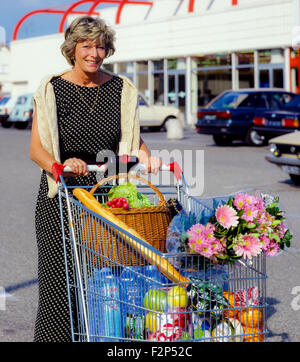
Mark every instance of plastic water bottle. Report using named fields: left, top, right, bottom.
left=87, top=268, right=122, bottom=342
left=101, top=273, right=122, bottom=341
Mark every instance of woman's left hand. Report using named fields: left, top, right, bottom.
left=141, top=156, right=162, bottom=175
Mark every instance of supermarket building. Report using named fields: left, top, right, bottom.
left=5, top=0, right=300, bottom=125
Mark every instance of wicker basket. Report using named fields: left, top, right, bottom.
left=80, top=174, right=171, bottom=267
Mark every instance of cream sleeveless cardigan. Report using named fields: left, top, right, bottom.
left=33, top=69, right=140, bottom=198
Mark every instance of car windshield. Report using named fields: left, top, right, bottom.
left=16, top=96, right=28, bottom=105
left=283, top=95, right=300, bottom=108
left=0, top=97, right=10, bottom=105
left=210, top=92, right=250, bottom=109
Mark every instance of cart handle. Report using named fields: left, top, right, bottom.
left=51, top=158, right=183, bottom=183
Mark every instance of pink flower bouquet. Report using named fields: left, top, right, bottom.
left=186, top=193, right=292, bottom=263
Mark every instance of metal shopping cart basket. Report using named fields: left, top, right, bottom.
left=55, top=160, right=268, bottom=343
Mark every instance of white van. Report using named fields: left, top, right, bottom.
left=6, top=93, right=33, bottom=129
left=0, top=96, right=18, bottom=128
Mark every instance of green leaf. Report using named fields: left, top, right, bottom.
left=267, top=202, right=279, bottom=209
left=270, top=233, right=281, bottom=243
left=247, top=223, right=256, bottom=229
left=271, top=220, right=282, bottom=226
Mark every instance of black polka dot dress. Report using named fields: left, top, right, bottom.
left=34, top=75, right=123, bottom=342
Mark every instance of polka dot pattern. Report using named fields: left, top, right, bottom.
left=33, top=76, right=123, bottom=342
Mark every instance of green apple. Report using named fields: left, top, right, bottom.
left=143, top=289, right=167, bottom=312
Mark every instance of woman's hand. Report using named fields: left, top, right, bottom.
left=63, top=158, right=88, bottom=177
left=140, top=155, right=162, bottom=175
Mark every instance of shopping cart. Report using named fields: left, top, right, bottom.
left=55, top=159, right=268, bottom=342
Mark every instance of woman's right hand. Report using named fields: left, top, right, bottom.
left=63, top=158, right=88, bottom=177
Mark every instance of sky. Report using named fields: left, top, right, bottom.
left=0, top=0, right=115, bottom=45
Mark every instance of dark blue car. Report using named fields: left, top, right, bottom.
left=195, top=89, right=295, bottom=146
left=253, top=94, right=300, bottom=142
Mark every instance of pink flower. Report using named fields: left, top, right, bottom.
left=265, top=241, right=280, bottom=257
left=233, top=234, right=262, bottom=260
left=242, top=206, right=259, bottom=223
left=210, top=239, right=224, bottom=254
left=187, top=222, right=223, bottom=259
left=233, top=193, right=248, bottom=210
left=277, top=221, right=287, bottom=239
left=234, top=193, right=257, bottom=209
left=215, top=205, right=239, bottom=229
left=259, top=234, right=271, bottom=251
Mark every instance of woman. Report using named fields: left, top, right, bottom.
left=30, top=15, right=161, bottom=342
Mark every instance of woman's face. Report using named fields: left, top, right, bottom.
left=73, top=39, right=106, bottom=74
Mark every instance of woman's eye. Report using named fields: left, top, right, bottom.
left=97, top=46, right=105, bottom=50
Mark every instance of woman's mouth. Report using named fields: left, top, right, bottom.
left=86, top=61, right=98, bottom=67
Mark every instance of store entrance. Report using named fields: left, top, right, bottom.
left=258, top=65, right=284, bottom=88
left=167, top=72, right=186, bottom=113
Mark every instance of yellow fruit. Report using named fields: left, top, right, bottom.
left=244, top=327, right=264, bottom=342
left=167, top=286, right=188, bottom=309
left=240, top=308, right=262, bottom=329
left=145, top=312, right=159, bottom=333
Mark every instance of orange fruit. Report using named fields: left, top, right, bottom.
left=240, top=308, right=263, bottom=329
left=244, top=326, right=264, bottom=342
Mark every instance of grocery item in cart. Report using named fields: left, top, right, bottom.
left=125, top=314, right=145, bottom=340
left=77, top=174, right=172, bottom=267
left=143, top=289, right=168, bottom=312
left=87, top=268, right=122, bottom=342
left=211, top=320, right=235, bottom=342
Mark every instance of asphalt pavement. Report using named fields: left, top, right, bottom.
left=0, top=126, right=299, bottom=342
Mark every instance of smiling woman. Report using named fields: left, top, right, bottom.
left=30, top=15, right=162, bottom=342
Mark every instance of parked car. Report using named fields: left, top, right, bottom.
left=265, top=131, right=300, bottom=185
left=253, top=94, right=300, bottom=142
left=0, top=96, right=19, bottom=127
left=195, top=89, right=295, bottom=146
left=138, top=93, right=185, bottom=131
left=6, top=93, right=34, bottom=129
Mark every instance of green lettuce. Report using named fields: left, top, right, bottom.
left=107, top=182, right=153, bottom=208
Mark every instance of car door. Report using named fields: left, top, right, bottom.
left=138, top=94, right=159, bottom=127
left=232, top=93, right=259, bottom=136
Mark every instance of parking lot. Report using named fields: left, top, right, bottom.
left=0, top=126, right=299, bottom=342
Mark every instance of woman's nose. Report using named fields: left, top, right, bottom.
left=90, top=46, right=98, bottom=57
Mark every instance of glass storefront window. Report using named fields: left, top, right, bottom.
left=237, top=51, right=254, bottom=65
left=153, top=59, right=164, bottom=72
left=137, top=73, right=148, bottom=98
left=118, top=61, right=134, bottom=74
left=137, top=60, right=148, bottom=72
left=154, top=73, right=164, bottom=104
left=193, top=54, right=231, bottom=68
left=238, top=68, right=254, bottom=89
left=197, top=69, right=231, bottom=106
left=259, top=49, right=284, bottom=64
left=168, top=58, right=186, bottom=70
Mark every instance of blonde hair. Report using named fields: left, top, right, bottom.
left=61, top=16, right=115, bottom=66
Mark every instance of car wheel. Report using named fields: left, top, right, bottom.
left=246, top=128, right=266, bottom=146
left=1, top=120, right=13, bottom=128
left=15, top=121, right=29, bottom=130
left=213, top=134, right=232, bottom=146
left=290, top=174, right=300, bottom=185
